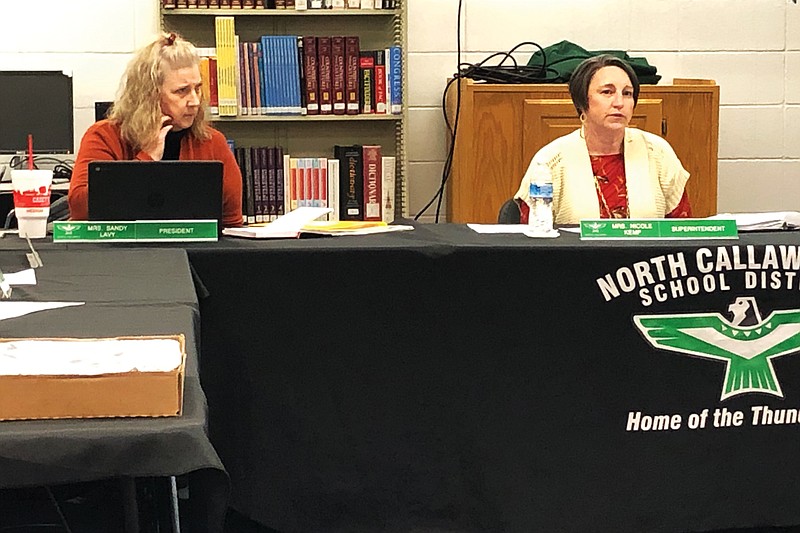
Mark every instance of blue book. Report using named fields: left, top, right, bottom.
left=260, top=35, right=278, bottom=114
left=389, top=45, right=402, bottom=114
left=286, top=36, right=303, bottom=115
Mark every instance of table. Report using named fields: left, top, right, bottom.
left=185, top=225, right=800, bottom=532
left=12, top=227, right=800, bottom=532
left=0, top=248, right=227, bottom=532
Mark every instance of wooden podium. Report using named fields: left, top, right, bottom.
left=445, top=79, right=720, bottom=223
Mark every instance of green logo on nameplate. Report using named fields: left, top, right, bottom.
left=580, top=219, right=738, bottom=240
left=52, top=220, right=218, bottom=242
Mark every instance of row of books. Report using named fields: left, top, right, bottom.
left=233, top=144, right=395, bottom=224
left=164, top=0, right=397, bottom=9
left=210, top=17, right=402, bottom=116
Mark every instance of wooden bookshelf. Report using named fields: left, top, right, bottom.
left=160, top=1, right=409, bottom=217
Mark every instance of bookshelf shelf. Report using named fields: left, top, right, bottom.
left=163, top=8, right=399, bottom=16
left=212, top=114, right=402, bottom=122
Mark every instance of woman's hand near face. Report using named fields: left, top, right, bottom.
left=143, top=115, right=174, bottom=160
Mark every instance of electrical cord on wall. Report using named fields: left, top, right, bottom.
left=413, top=0, right=551, bottom=222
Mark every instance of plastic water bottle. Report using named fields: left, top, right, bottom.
left=525, top=163, right=558, bottom=238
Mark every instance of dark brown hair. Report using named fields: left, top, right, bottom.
left=568, top=54, right=640, bottom=117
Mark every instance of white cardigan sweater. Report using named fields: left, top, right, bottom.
left=514, top=128, right=690, bottom=224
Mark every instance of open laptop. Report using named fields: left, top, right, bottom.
left=88, top=161, right=223, bottom=227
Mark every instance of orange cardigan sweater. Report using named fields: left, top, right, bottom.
left=68, top=120, right=243, bottom=227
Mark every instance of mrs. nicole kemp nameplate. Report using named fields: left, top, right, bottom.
left=580, top=219, right=738, bottom=240
left=52, top=221, right=218, bottom=242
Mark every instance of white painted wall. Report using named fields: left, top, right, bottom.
left=2, top=0, right=799, bottom=221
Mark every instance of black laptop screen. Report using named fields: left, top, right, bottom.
left=87, top=161, right=223, bottom=225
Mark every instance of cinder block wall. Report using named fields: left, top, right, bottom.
left=3, top=0, right=798, bottom=220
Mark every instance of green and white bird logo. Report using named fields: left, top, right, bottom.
left=634, top=297, right=800, bottom=400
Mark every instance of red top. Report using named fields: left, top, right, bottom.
left=517, top=154, right=692, bottom=223
left=591, top=153, right=692, bottom=219
left=68, top=120, right=243, bottom=227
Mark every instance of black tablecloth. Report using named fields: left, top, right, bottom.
left=0, top=248, right=227, bottom=532
left=13, top=227, right=800, bottom=532
left=186, top=226, right=800, bottom=533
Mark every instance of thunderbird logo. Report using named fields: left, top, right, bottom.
left=58, top=223, right=79, bottom=233
left=634, top=297, right=800, bottom=400
left=584, top=221, right=607, bottom=232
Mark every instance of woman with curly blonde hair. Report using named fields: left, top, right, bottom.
left=69, top=32, right=243, bottom=227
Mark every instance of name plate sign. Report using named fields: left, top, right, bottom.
left=580, top=219, right=738, bottom=240
left=52, top=220, right=218, bottom=242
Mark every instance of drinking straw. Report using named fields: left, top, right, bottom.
left=27, top=134, right=33, bottom=170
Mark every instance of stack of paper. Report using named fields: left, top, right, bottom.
left=222, top=207, right=414, bottom=238
left=708, top=212, right=800, bottom=231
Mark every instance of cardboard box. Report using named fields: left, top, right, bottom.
left=0, top=335, right=185, bottom=421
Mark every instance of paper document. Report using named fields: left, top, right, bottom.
left=5, top=268, right=36, bottom=286
left=0, top=301, right=84, bottom=322
left=222, top=206, right=332, bottom=238
left=467, top=224, right=531, bottom=234
left=0, top=337, right=183, bottom=376
left=223, top=207, right=414, bottom=238
left=708, top=212, right=800, bottom=231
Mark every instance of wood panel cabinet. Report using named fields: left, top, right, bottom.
left=446, top=79, right=719, bottom=223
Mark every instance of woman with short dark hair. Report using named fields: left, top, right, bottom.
left=514, top=54, right=691, bottom=223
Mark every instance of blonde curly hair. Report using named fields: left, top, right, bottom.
left=109, top=32, right=210, bottom=151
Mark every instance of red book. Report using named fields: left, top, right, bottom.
left=209, top=0, right=221, bottom=6
left=359, top=51, right=375, bottom=114
left=163, top=0, right=177, bottom=8
left=302, top=37, right=319, bottom=115
left=374, top=49, right=386, bottom=114
left=362, top=145, right=382, bottom=220
left=208, top=57, right=219, bottom=114
left=331, top=37, right=346, bottom=115
left=344, top=36, right=360, bottom=115
left=317, top=37, right=333, bottom=115
left=177, top=0, right=189, bottom=7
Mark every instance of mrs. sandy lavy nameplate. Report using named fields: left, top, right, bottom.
left=580, top=219, right=738, bottom=240
left=52, top=220, right=218, bottom=242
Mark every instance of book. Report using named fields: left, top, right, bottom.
left=317, top=37, right=333, bottom=115
left=327, top=158, right=340, bottom=221
left=302, top=36, right=319, bottom=115
left=334, top=145, right=363, bottom=221
left=244, top=147, right=256, bottom=224
left=266, top=146, right=277, bottom=220
left=284, top=36, right=303, bottom=115
left=288, top=157, right=299, bottom=211
left=208, top=57, right=220, bottom=115
left=359, top=51, right=375, bottom=114
left=344, top=36, right=360, bottom=115
left=239, top=41, right=250, bottom=115
left=331, top=36, right=346, bottom=115
left=362, top=145, right=381, bottom=221
left=374, top=49, right=386, bottom=114
left=296, top=37, right=307, bottom=115
left=381, top=155, right=395, bottom=223
left=275, top=146, right=285, bottom=216
left=389, top=45, right=402, bottom=114
left=214, top=17, right=239, bottom=116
